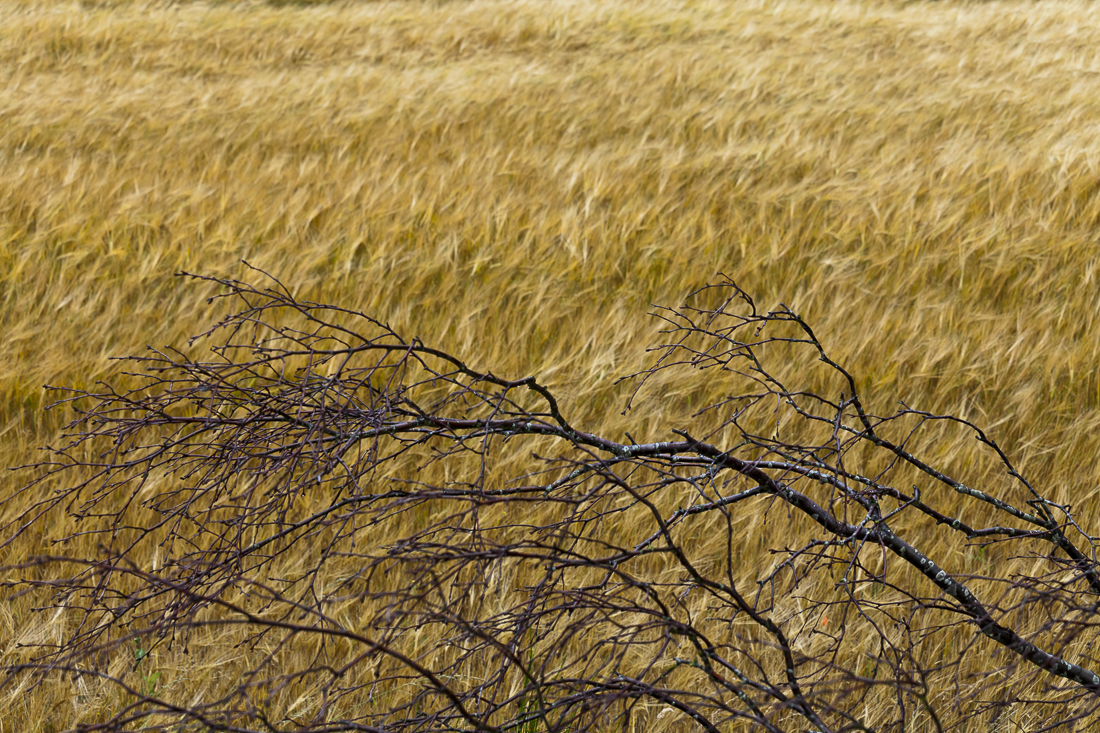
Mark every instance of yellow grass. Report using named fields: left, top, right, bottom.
left=3, top=0, right=1100, bottom=729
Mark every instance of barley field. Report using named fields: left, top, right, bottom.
left=3, top=0, right=1100, bottom=730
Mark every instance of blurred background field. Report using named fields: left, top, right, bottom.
left=3, top=0, right=1100, bottom=729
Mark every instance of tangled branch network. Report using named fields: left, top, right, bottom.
left=4, top=270, right=1100, bottom=732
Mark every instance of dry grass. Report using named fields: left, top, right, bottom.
left=3, top=0, right=1100, bottom=729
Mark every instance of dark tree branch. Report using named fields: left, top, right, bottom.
left=4, top=270, right=1099, bottom=732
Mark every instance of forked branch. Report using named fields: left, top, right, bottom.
left=4, top=271, right=1099, bottom=732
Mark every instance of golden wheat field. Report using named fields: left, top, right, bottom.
left=4, top=0, right=1100, bottom=730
